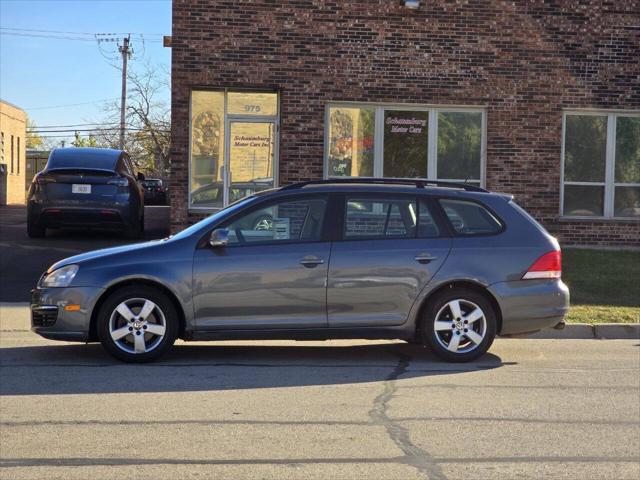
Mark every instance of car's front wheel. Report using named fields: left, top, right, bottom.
left=97, top=286, right=178, bottom=363
left=27, top=217, right=46, bottom=238
left=420, top=288, right=497, bottom=362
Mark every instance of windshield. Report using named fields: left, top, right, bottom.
left=169, top=195, right=258, bottom=241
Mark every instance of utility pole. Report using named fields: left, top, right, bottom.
left=118, top=35, right=132, bottom=150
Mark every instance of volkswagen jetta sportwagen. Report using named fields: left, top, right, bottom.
left=31, top=178, right=569, bottom=363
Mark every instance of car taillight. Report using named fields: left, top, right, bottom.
left=107, top=178, right=129, bottom=187
left=522, top=250, right=562, bottom=280
left=35, top=174, right=56, bottom=184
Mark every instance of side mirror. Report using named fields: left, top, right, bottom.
left=209, top=228, right=229, bottom=248
left=137, top=172, right=146, bottom=181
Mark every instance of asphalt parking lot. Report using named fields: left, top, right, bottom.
left=0, top=330, right=639, bottom=480
left=1, top=205, right=639, bottom=479
left=0, top=205, right=169, bottom=301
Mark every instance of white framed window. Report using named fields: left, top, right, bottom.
left=561, top=111, right=640, bottom=219
left=324, top=103, right=486, bottom=187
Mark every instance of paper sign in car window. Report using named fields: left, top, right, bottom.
left=273, top=217, right=290, bottom=240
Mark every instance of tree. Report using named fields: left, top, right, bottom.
left=91, top=61, right=170, bottom=177
left=26, top=117, right=44, bottom=149
left=71, top=131, right=98, bottom=147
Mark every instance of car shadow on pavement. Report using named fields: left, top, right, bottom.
left=0, top=342, right=507, bottom=396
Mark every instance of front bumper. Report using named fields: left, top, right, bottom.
left=489, top=279, right=570, bottom=336
left=31, top=286, right=105, bottom=342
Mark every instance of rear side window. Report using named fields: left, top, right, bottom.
left=439, top=199, right=502, bottom=235
left=345, top=197, right=417, bottom=239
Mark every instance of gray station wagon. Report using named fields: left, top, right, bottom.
left=31, top=178, right=569, bottom=363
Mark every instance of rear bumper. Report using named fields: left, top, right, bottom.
left=144, top=192, right=166, bottom=204
left=31, top=286, right=105, bottom=342
left=489, top=279, right=570, bottom=336
left=29, top=205, right=132, bottom=229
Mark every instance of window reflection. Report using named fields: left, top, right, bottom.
left=437, top=112, right=481, bottom=181
left=191, top=91, right=224, bottom=208
left=328, top=107, right=374, bottom=177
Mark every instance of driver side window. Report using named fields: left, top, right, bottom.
left=224, top=197, right=327, bottom=245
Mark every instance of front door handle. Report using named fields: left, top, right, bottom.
left=299, top=256, right=324, bottom=268
left=415, top=253, right=437, bottom=264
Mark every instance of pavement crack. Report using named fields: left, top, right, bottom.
left=368, top=350, right=448, bottom=480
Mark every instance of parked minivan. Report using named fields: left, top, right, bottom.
left=27, top=148, right=145, bottom=238
left=30, top=178, right=569, bottom=363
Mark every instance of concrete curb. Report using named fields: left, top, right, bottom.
left=1, top=304, right=639, bottom=339
left=525, top=323, right=640, bottom=340
left=594, top=323, right=640, bottom=340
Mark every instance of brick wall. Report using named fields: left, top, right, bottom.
left=171, top=0, right=640, bottom=246
left=0, top=101, right=27, bottom=205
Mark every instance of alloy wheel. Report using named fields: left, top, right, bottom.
left=108, top=298, right=167, bottom=354
left=433, top=299, right=487, bottom=354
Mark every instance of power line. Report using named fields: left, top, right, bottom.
left=1, top=27, right=165, bottom=36
left=24, top=98, right=120, bottom=110
left=0, top=32, right=96, bottom=42
left=0, top=30, right=163, bottom=43
left=26, top=122, right=121, bottom=129
left=34, top=130, right=169, bottom=139
left=29, top=128, right=170, bottom=133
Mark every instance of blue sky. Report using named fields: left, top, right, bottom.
left=0, top=0, right=171, bottom=144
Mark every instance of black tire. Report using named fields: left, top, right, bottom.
left=97, top=285, right=178, bottom=363
left=27, top=218, right=46, bottom=238
left=420, top=288, right=497, bottom=363
left=125, top=216, right=143, bottom=238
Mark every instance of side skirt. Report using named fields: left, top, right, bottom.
left=185, top=327, right=414, bottom=342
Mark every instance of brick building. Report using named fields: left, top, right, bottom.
left=170, top=0, right=640, bottom=246
left=0, top=100, right=27, bottom=205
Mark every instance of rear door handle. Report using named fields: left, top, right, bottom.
left=299, top=256, right=324, bottom=268
left=415, top=253, right=437, bottom=264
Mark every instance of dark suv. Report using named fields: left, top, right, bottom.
left=30, top=178, right=569, bottom=363
left=27, top=148, right=145, bottom=238
left=141, top=178, right=167, bottom=205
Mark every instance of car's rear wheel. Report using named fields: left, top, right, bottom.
left=97, top=286, right=178, bottom=363
left=420, top=288, right=497, bottom=362
left=27, top=218, right=46, bottom=238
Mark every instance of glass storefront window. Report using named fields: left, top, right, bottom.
left=383, top=110, right=429, bottom=177
left=437, top=111, right=482, bottom=182
left=191, top=91, right=225, bottom=208
left=325, top=104, right=485, bottom=186
left=327, top=107, right=374, bottom=177
left=190, top=91, right=278, bottom=210
left=228, top=121, right=275, bottom=204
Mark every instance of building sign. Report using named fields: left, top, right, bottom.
left=227, top=92, right=278, bottom=116
left=383, top=110, right=429, bottom=177
left=229, top=122, right=274, bottom=183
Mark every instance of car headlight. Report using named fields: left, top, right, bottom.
left=40, top=265, right=79, bottom=288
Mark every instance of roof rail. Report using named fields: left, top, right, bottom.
left=280, top=177, right=488, bottom=193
